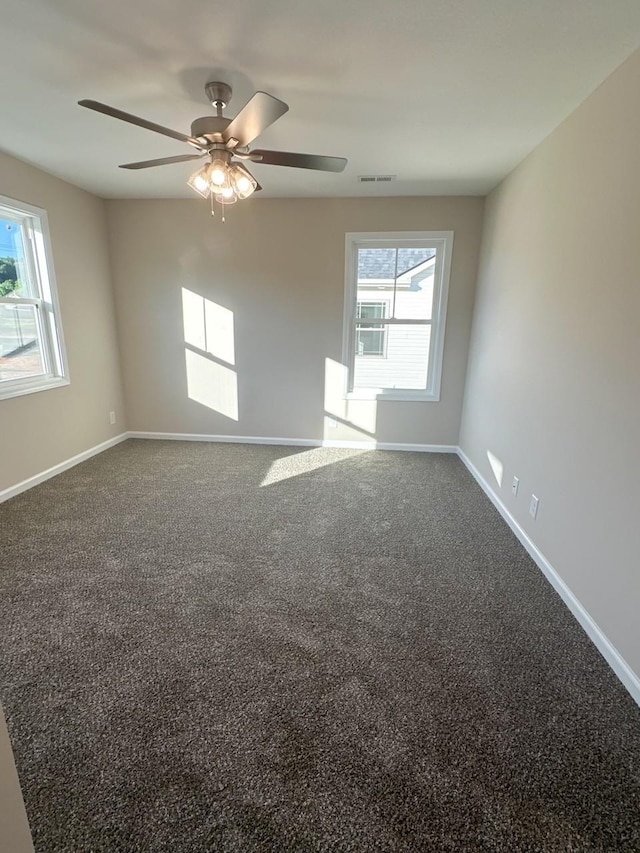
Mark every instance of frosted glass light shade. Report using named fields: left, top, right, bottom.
left=230, top=163, right=257, bottom=199
left=187, top=164, right=212, bottom=198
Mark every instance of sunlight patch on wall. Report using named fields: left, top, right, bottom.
left=182, top=287, right=238, bottom=420
left=486, top=449, right=504, bottom=487
left=185, top=349, right=238, bottom=420
left=260, top=446, right=365, bottom=487
left=324, top=358, right=377, bottom=439
left=324, top=358, right=350, bottom=415
left=182, top=287, right=235, bottom=365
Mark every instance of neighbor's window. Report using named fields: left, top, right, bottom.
left=0, top=195, right=68, bottom=400
left=343, top=231, right=453, bottom=401
left=356, top=301, right=388, bottom=356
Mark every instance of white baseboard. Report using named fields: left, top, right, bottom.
left=128, top=431, right=457, bottom=454
left=0, top=433, right=129, bottom=504
left=457, top=447, right=640, bottom=707
left=128, top=431, right=319, bottom=447
left=322, top=439, right=457, bottom=452
left=0, top=431, right=456, bottom=504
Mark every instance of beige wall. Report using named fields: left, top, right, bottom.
left=106, top=196, right=483, bottom=446
left=0, top=704, right=33, bottom=852
left=0, top=151, right=126, bottom=492
left=459, top=50, right=640, bottom=676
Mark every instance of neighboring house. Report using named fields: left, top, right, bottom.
left=354, top=248, right=436, bottom=390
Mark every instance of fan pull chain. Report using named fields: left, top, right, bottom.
left=210, top=192, right=215, bottom=217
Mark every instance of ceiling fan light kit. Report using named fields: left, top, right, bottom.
left=184, top=153, right=259, bottom=218
left=79, top=80, right=347, bottom=221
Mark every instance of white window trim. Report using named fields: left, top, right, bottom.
left=342, top=231, right=454, bottom=402
left=0, top=194, right=69, bottom=401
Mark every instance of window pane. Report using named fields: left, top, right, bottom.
left=0, top=217, right=32, bottom=297
left=396, top=248, right=435, bottom=278
left=0, top=303, right=45, bottom=382
left=392, top=259, right=436, bottom=320
left=357, top=248, right=398, bottom=280
left=356, top=247, right=437, bottom=321
left=353, top=323, right=431, bottom=390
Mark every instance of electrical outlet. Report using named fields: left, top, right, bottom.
left=529, top=494, right=539, bottom=519
left=512, top=476, right=519, bottom=497
left=109, top=411, right=116, bottom=425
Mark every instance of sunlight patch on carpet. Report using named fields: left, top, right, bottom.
left=259, top=446, right=366, bottom=486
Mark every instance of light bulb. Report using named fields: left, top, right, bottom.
left=214, top=187, right=237, bottom=205
left=210, top=159, right=227, bottom=187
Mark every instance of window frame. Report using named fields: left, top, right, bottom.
left=0, top=195, right=69, bottom=401
left=342, top=231, right=454, bottom=402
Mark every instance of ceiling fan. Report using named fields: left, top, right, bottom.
left=78, top=82, right=347, bottom=215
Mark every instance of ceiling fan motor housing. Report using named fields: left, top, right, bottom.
left=191, top=115, right=232, bottom=142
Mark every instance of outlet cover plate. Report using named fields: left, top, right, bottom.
left=529, top=494, right=539, bottom=519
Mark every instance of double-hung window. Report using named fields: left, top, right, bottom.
left=343, top=231, right=453, bottom=401
left=0, top=195, right=68, bottom=400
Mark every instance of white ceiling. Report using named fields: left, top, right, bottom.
left=2, top=0, right=640, bottom=199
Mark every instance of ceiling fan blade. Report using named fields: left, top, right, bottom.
left=223, top=92, right=289, bottom=148
left=249, top=149, right=347, bottom=172
left=78, top=100, right=203, bottom=149
left=119, top=154, right=206, bottom=170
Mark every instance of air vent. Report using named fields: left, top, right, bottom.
left=357, top=175, right=396, bottom=183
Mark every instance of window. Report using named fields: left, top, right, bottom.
left=0, top=196, right=68, bottom=400
left=356, top=301, right=388, bottom=356
left=343, top=231, right=453, bottom=401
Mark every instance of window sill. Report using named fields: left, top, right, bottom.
left=0, top=375, right=70, bottom=402
left=346, top=389, right=440, bottom=403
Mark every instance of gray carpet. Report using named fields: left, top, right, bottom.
left=1, top=439, right=639, bottom=852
